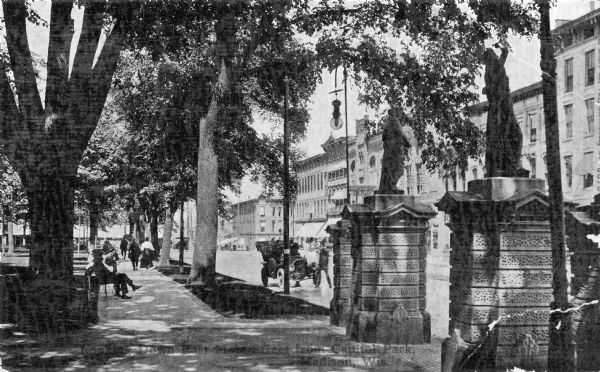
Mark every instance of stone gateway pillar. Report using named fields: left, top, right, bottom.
left=565, top=194, right=600, bottom=371
left=438, top=178, right=552, bottom=371
left=327, top=220, right=353, bottom=327
left=343, top=194, right=436, bottom=344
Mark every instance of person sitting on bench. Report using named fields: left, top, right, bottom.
left=85, top=249, right=141, bottom=299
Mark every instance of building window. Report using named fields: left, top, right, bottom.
left=260, top=222, right=265, bottom=232
left=369, top=155, right=376, bottom=167
left=528, top=113, right=537, bottom=143
left=529, top=158, right=536, bottom=178
left=272, top=220, right=276, bottom=232
left=260, top=207, right=265, bottom=216
left=586, top=50, right=596, bottom=86
left=586, top=98, right=595, bottom=134
left=563, top=34, right=573, bottom=48
left=405, top=166, right=412, bottom=195
left=472, top=168, right=478, bottom=180
left=359, top=176, right=364, bottom=184
left=565, top=155, right=573, bottom=189
left=272, top=207, right=276, bottom=216
left=278, top=207, right=281, bottom=216
left=416, top=164, right=425, bottom=193
left=565, top=58, right=573, bottom=92
left=583, top=152, right=594, bottom=188
left=432, top=229, right=438, bottom=249
left=565, top=104, right=573, bottom=138
left=584, top=27, right=595, bottom=39
left=350, top=160, right=355, bottom=171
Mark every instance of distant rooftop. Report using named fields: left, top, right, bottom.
left=553, top=7, right=600, bottom=33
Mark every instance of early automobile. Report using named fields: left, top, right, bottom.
left=256, top=240, right=318, bottom=288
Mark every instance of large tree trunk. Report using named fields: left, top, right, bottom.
left=0, top=2, right=132, bottom=284
left=190, top=114, right=220, bottom=284
left=25, top=175, right=75, bottom=281
left=538, top=1, right=575, bottom=370
left=189, top=12, right=237, bottom=284
left=159, top=204, right=177, bottom=266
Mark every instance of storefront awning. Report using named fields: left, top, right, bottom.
left=316, top=218, right=341, bottom=238
left=293, top=222, right=326, bottom=238
left=330, top=189, right=347, bottom=200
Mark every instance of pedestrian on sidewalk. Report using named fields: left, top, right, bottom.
left=119, top=236, right=129, bottom=259
left=315, top=246, right=332, bottom=289
left=129, top=238, right=141, bottom=271
left=85, top=249, right=141, bottom=299
left=140, top=237, right=155, bottom=269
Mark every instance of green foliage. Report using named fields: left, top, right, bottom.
left=0, top=153, right=27, bottom=222
left=299, top=0, right=538, bottom=173
left=116, top=1, right=321, bottom=203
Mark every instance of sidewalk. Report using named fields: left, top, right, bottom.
left=1, top=263, right=442, bottom=371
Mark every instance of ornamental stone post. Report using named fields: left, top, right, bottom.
left=327, top=220, right=353, bottom=327
left=565, top=194, right=600, bottom=371
left=342, top=194, right=436, bottom=344
left=438, top=178, right=552, bottom=371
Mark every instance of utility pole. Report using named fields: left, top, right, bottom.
left=538, top=1, right=574, bottom=370
left=179, top=200, right=185, bottom=274
left=283, top=78, right=291, bottom=295
left=343, top=65, right=350, bottom=204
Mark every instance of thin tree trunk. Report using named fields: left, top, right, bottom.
left=8, top=220, right=14, bottom=254
left=150, top=209, right=160, bottom=258
left=88, top=202, right=100, bottom=249
left=538, top=1, right=575, bottom=370
left=1, top=209, right=5, bottom=254
left=159, top=204, right=177, bottom=266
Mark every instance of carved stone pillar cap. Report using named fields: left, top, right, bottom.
left=468, top=177, right=545, bottom=201
left=342, top=194, right=436, bottom=220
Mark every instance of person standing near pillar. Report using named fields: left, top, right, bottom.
left=315, top=245, right=332, bottom=289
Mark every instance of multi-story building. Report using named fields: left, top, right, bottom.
left=554, top=9, right=600, bottom=205
left=292, top=136, right=356, bottom=245
left=291, top=7, right=600, bottom=258
left=230, top=196, right=283, bottom=250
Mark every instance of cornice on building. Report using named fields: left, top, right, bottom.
left=468, top=81, right=543, bottom=116
left=553, top=8, right=600, bottom=35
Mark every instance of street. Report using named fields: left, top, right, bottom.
left=169, top=247, right=450, bottom=337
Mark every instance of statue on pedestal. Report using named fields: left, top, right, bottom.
left=483, top=45, right=526, bottom=178
left=376, top=108, right=411, bottom=194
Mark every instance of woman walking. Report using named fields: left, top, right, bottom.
left=128, top=238, right=141, bottom=271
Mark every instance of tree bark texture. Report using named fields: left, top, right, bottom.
left=189, top=13, right=237, bottom=284
left=0, top=1, right=134, bottom=282
left=8, top=221, right=14, bottom=254
left=150, top=209, right=160, bottom=256
left=159, top=204, right=177, bottom=266
left=189, top=63, right=229, bottom=284
left=538, top=1, right=575, bottom=370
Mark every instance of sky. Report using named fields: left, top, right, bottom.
left=6, top=0, right=599, bottom=202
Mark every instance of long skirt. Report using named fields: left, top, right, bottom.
left=140, top=251, right=153, bottom=269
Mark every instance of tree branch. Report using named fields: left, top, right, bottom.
left=3, top=0, right=43, bottom=119
left=0, top=65, right=22, bottom=158
left=69, top=2, right=135, bottom=164
left=69, top=1, right=106, bottom=88
left=45, top=0, right=74, bottom=115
